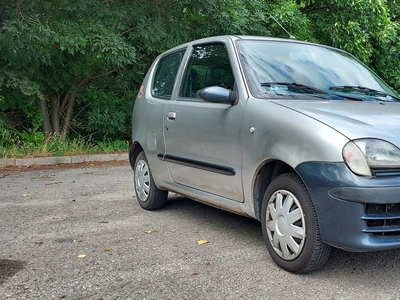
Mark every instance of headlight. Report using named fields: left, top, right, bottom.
left=343, top=139, right=400, bottom=176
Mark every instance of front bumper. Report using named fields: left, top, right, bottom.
left=296, top=162, right=400, bottom=252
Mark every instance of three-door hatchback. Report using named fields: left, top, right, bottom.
left=129, top=35, right=400, bottom=273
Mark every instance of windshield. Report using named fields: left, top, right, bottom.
left=237, top=40, right=399, bottom=101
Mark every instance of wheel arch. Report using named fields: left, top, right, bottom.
left=129, top=141, right=144, bottom=170
left=253, top=160, right=296, bottom=221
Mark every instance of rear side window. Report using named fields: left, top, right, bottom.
left=152, top=50, right=185, bottom=99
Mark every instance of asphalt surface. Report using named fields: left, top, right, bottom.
left=1, top=158, right=400, bottom=299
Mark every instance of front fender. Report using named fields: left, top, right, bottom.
left=241, top=98, right=349, bottom=204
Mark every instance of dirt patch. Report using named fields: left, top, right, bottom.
left=0, top=259, right=26, bottom=285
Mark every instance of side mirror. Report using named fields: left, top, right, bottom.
left=199, top=86, right=237, bottom=104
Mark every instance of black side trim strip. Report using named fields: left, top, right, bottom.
left=158, top=154, right=236, bottom=176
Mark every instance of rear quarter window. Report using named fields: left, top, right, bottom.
left=152, top=50, right=186, bottom=99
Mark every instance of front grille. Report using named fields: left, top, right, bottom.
left=372, top=169, right=400, bottom=177
left=363, top=203, right=400, bottom=235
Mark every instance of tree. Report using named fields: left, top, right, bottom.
left=1, top=0, right=399, bottom=145
left=1, top=0, right=137, bottom=140
left=298, top=0, right=400, bottom=90
left=0, top=0, right=270, bottom=142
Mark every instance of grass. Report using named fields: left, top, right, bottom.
left=0, top=134, right=129, bottom=158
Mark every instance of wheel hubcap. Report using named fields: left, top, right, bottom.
left=277, top=215, right=289, bottom=235
left=134, top=159, right=150, bottom=202
left=266, top=190, right=306, bottom=260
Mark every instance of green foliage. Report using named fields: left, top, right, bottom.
left=3, top=71, right=44, bottom=101
left=302, top=0, right=393, bottom=62
left=0, top=132, right=128, bottom=158
left=0, top=115, right=19, bottom=149
left=183, top=0, right=270, bottom=37
left=298, top=0, right=400, bottom=92
left=90, top=140, right=129, bottom=154
left=76, top=81, right=133, bottom=141
left=0, top=0, right=399, bottom=155
left=265, top=0, right=311, bottom=40
left=0, top=0, right=138, bottom=140
left=19, top=129, right=45, bottom=145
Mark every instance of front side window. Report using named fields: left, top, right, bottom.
left=179, top=43, right=234, bottom=99
left=152, top=50, right=185, bottom=99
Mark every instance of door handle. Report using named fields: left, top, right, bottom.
left=167, top=111, right=176, bottom=120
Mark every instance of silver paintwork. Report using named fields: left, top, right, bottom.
left=164, top=100, right=243, bottom=201
left=131, top=35, right=400, bottom=221
left=273, top=100, right=400, bottom=143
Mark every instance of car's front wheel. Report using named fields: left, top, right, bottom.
left=261, top=173, right=331, bottom=273
left=133, top=151, right=168, bottom=210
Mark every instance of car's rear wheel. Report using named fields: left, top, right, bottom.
left=134, top=151, right=168, bottom=210
left=261, top=173, right=331, bottom=273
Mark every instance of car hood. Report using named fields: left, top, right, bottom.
left=271, top=100, right=400, bottom=144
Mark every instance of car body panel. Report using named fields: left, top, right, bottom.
left=274, top=100, right=400, bottom=143
left=240, top=98, right=350, bottom=206
left=160, top=36, right=249, bottom=202
left=163, top=100, right=244, bottom=201
left=131, top=35, right=400, bottom=254
left=131, top=48, right=186, bottom=186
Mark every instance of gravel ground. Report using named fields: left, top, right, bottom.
left=1, top=162, right=400, bottom=299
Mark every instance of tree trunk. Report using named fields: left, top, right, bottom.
left=60, top=93, right=77, bottom=140
left=50, top=94, right=60, bottom=135
left=38, top=98, right=52, bottom=137
left=60, top=77, right=91, bottom=140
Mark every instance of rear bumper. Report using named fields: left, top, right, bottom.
left=296, top=162, right=400, bottom=252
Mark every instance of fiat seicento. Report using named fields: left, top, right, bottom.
left=129, top=35, right=400, bottom=273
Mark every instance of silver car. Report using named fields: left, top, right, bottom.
left=129, top=35, right=400, bottom=273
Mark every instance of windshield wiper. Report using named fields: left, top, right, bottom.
left=261, top=82, right=329, bottom=95
left=329, top=85, right=400, bottom=101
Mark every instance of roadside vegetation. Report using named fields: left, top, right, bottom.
left=0, top=128, right=128, bottom=158
left=1, top=0, right=399, bottom=158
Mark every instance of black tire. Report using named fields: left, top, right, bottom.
left=261, top=173, right=331, bottom=273
left=133, top=151, right=168, bottom=210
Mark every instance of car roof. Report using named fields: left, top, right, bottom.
left=161, top=35, right=340, bottom=56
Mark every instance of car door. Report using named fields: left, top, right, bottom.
left=132, top=48, right=186, bottom=185
left=163, top=42, right=244, bottom=202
